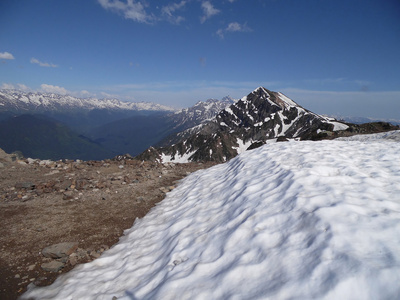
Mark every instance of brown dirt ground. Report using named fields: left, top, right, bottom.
left=0, top=152, right=216, bottom=300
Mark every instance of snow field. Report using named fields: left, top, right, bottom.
left=23, top=137, right=400, bottom=300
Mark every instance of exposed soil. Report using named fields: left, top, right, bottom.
left=0, top=150, right=216, bottom=299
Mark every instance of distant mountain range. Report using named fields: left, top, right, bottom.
left=326, top=115, right=400, bottom=126
left=137, top=87, right=399, bottom=163
left=0, top=89, right=175, bottom=113
left=0, top=88, right=397, bottom=161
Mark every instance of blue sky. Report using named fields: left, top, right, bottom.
left=1, top=0, right=399, bottom=119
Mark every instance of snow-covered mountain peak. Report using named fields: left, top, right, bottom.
left=139, top=87, right=352, bottom=163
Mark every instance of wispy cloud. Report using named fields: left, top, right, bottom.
left=40, top=84, right=67, bottom=94
left=0, top=52, right=15, bottom=60
left=162, top=1, right=187, bottom=24
left=98, top=0, right=155, bottom=24
left=200, top=1, right=220, bottom=23
left=30, top=58, right=58, bottom=68
left=217, top=22, right=252, bottom=38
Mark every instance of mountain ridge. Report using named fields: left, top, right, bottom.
left=136, top=87, right=396, bottom=163
left=0, top=89, right=176, bottom=113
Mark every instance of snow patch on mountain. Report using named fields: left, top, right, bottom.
left=232, top=138, right=253, bottom=154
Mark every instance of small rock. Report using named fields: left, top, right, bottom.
left=33, top=277, right=47, bottom=285
left=90, top=251, right=101, bottom=259
left=62, top=191, right=74, bottom=200
left=76, top=248, right=89, bottom=260
left=21, top=195, right=31, bottom=202
left=59, top=179, right=72, bottom=190
left=28, top=264, right=36, bottom=271
left=42, top=242, right=79, bottom=258
left=14, top=274, right=20, bottom=279
left=57, top=256, right=69, bottom=263
left=41, top=261, right=65, bottom=272
left=15, top=182, right=35, bottom=190
left=69, top=253, right=79, bottom=266
left=99, top=245, right=109, bottom=253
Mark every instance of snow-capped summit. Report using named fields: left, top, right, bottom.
left=0, top=89, right=176, bottom=113
left=138, top=87, right=351, bottom=163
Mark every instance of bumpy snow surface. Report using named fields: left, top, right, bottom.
left=23, top=134, right=400, bottom=300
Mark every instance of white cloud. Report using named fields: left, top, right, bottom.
left=217, top=22, right=252, bottom=38
left=162, top=1, right=187, bottom=24
left=98, top=0, right=155, bottom=24
left=1, top=83, right=31, bottom=91
left=0, top=52, right=15, bottom=60
left=1, top=83, right=16, bottom=90
left=200, top=1, right=220, bottom=23
left=30, top=58, right=58, bottom=68
left=40, top=84, right=68, bottom=95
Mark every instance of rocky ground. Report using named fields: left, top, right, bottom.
left=0, top=149, right=216, bottom=300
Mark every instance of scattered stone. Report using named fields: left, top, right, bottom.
left=62, top=191, right=74, bottom=200
left=33, top=277, right=47, bottom=286
left=76, top=248, right=89, bottom=260
left=21, top=195, right=32, bottom=202
left=69, top=253, right=79, bottom=266
left=57, top=256, right=69, bottom=263
left=41, top=261, right=65, bottom=272
left=59, top=179, right=72, bottom=190
left=15, top=182, right=35, bottom=190
left=159, top=187, right=169, bottom=194
left=90, top=251, right=101, bottom=259
left=27, top=264, right=36, bottom=271
left=42, top=242, right=79, bottom=258
left=99, top=245, right=109, bottom=253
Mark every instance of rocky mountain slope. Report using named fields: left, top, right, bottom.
left=157, top=96, right=236, bottom=146
left=137, top=87, right=398, bottom=163
left=0, top=147, right=215, bottom=299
